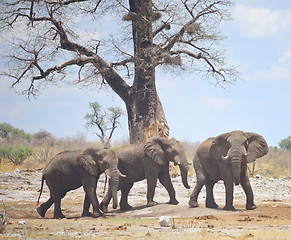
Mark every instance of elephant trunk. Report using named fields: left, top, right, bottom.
left=105, top=168, right=119, bottom=209
left=179, top=162, right=190, bottom=189
left=231, top=157, right=241, bottom=186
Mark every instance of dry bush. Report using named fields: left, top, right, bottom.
left=255, top=148, right=291, bottom=178
left=55, top=132, right=89, bottom=151
left=180, top=141, right=200, bottom=160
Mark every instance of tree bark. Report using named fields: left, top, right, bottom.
left=123, top=0, right=168, bottom=143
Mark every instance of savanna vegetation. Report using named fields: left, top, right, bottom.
left=0, top=122, right=290, bottom=178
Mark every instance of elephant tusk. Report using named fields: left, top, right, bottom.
left=104, top=169, right=112, bottom=179
left=221, top=155, right=229, bottom=161
left=120, top=173, right=126, bottom=178
left=244, top=153, right=249, bottom=157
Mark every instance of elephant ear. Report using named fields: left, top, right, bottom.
left=209, top=132, right=230, bottom=160
left=77, top=148, right=98, bottom=176
left=245, top=132, right=269, bottom=163
left=144, top=137, right=167, bottom=166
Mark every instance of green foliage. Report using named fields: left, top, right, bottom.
left=0, top=146, right=32, bottom=165
left=84, top=101, right=123, bottom=147
left=0, top=122, right=31, bottom=144
left=278, top=135, right=291, bottom=149
left=111, top=145, right=120, bottom=151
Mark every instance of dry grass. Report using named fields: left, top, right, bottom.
left=255, top=148, right=291, bottom=178
left=1, top=137, right=290, bottom=179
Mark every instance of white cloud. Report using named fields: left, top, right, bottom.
left=250, top=50, right=291, bottom=82
left=251, top=65, right=291, bottom=82
left=279, top=49, right=291, bottom=65
left=233, top=5, right=291, bottom=39
left=197, top=96, right=231, bottom=112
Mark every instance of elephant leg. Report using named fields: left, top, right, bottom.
left=49, top=188, right=66, bottom=219
left=205, top=180, right=218, bottom=209
left=82, top=177, right=103, bottom=218
left=37, top=197, right=54, bottom=218
left=81, top=193, right=93, bottom=217
left=145, top=173, right=159, bottom=207
left=188, top=172, right=205, bottom=208
left=53, top=194, right=66, bottom=219
left=223, top=180, right=235, bottom=211
left=46, top=182, right=66, bottom=219
left=144, top=165, right=159, bottom=207
left=119, top=183, right=134, bottom=211
left=240, top=171, right=256, bottom=210
left=158, top=173, right=178, bottom=205
left=100, top=191, right=112, bottom=213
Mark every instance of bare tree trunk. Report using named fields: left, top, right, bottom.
left=127, top=0, right=169, bottom=144
left=126, top=94, right=169, bottom=144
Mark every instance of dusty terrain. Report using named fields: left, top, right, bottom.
left=0, top=169, right=291, bottom=239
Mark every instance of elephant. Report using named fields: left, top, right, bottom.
left=99, top=137, right=191, bottom=212
left=188, top=130, right=268, bottom=211
left=36, top=147, right=125, bottom=219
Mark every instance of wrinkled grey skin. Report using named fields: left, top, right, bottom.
left=36, top=148, right=123, bottom=219
left=99, top=137, right=191, bottom=212
left=188, top=131, right=268, bottom=211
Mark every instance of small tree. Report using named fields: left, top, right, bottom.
left=33, top=129, right=54, bottom=145
left=84, top=102, right=123, bottom=148
left=0, top=123, right=31, bottom=145
left=279, top=135, right=291, bottom=150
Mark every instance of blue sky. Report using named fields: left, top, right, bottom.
left=1, top=0, right=291, bottom=147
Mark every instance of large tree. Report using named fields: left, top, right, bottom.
left=0, top=0, right=237, bottom=143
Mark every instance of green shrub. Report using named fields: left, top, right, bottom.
left=0, top=146, right=32, bottom=165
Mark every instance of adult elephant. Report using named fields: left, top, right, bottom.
left=36, top=148, right=125, bottom=219
left=99, top=137, right=191, bottom=212
left=188, top=131, right=268, bottom=211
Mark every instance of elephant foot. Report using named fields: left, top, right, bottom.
left=206, top=202, right=219, bottom=209
left=223, top=205, right=236, bottom=211
left=120, top=203, right=133, bottom=211
left=92, top=211, right=104, bottom=218
left=53, top=213, right=66, bottom=219
left=206, top=198, right=218, bottom=209
left=146, top=200, right=158, bottom=207
left=81, top=211, right=93, bottom=217
left=167, top=199, right=179, bottom=205
left=36, top=206, right=45, bottom=218
left=188, top=200, right=199, bottom=208
left=246, top=203, right=257, bottom=210
left=99, top=202, right=109, bottom=213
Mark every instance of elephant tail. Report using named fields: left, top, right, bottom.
left=36, top=175, right=45, bottom=206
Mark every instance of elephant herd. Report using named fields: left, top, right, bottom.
left=36, top=130, right=268, bottom=219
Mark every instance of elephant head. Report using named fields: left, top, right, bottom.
left=77, top=148, right=125, bottom=209
left=144, top=137, right=191, bottom=189
left=210, top=131, right=268, bottom=185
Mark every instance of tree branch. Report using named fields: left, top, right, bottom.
left=153, top=21, right=171, bottom=37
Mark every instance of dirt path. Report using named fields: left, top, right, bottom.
left=1, top=170, right=291, bottom=239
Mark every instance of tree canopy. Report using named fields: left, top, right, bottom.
left=0, top=122, right=31, bottom=144
left=0, top=0, right=238, bottom=143
left=279, top=135, right=291, bottom=150
left=84, top=102, right=123, bottom=147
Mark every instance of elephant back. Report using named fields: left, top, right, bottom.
left=115, top=144, right=145, bottom=181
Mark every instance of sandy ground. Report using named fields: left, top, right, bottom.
left=0, top=169, right=291, bottom=239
